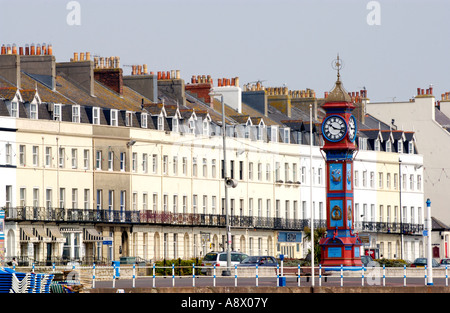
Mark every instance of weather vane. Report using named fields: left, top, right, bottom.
left=332, top=54, right=343, bottom=80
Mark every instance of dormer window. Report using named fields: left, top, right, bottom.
left=125, top=111, right=132, bottom=127
left=189, top=119, right=195, bottom=133
left=270, top=126, right=278, bottom=142
left=283, top=128, right=290, bottom=143
left=172, top=117, right=179, bottom=133
left=203, top=119, right=209, bottom=136
left=244, top=126, right=250, bottom=139
left=111, top=109, right=118, bottom=126
left=397, top=140, right=403, bottom=153
left=374, top=139, right=380, bottom=151
left=257, top=125, right=263, bottom=141
left=386, top=140, right=392, bottom=152
left=92, top=107, right=100, bottom=125
left=141, top=113, right=148, bottom=129
left=11, top=101, right=18, bottom=118
left=158, top=115, right=164, bottom=131
left=53, top=104, right=62, bottom=121
left=30, top=103, right=38, bottom=119
left=408, top=141, right=414, bottom=154
left=72, top=105, right=80, bottom=123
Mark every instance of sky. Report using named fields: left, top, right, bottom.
left=1, top=0, right=449, bottom=102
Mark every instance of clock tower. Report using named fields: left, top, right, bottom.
left=319, top=56, right=362, bottom=267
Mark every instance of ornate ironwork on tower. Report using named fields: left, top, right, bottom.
left=319, top=55, right=362, bottom=267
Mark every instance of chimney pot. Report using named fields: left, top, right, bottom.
left=47, top=44, right=53, bottom=55
left=42, top=44, right=46, bottom=55
left=74, top=52, right=79, bottom=62
left=86, top=52, right=91, bottom=61
left=36, top=44, right=41, bottom=55
left=19, top=47, right=23, bottom=55
left=12, top=44, right=17, bottom=55
left=143, top=64, right=148, bottom=74
left=80, top=52, right=85, bottom=61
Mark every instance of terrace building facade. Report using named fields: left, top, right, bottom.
left=0, top=44, right=425, bottom=265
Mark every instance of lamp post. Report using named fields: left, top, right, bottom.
left=209, top=90, right=233, bottom=276
left=309, top=104, right=315, bottom=287
left=426, top=198, right=433, bottom=285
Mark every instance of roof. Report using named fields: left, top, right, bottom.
left=432, top=216, right=450, bottom=231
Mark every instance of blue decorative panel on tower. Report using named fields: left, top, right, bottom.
left=329, top=163, right=343, bottom=191
left=330, top=199, right=344, bottom=227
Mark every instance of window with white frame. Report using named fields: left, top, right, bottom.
left=72, top=188, right=78, bottom=209
left=19, top=145, right=26, bottom=166
left=120, top=152, right=125, bottom=171
left=374, top=139, right=380, bottom=151
left=283, top=128, right=290, bottom=143
left=32, top=146, right=39, bottom=167
left=95, top=150, right=102, bottom=170
left=172, top=195, right=177, bottom=213
left=141, top=113, right=148, bottom=128
left=108, top=151, right=114, bottom=171
left=53, top=104, right=62, bottom=121
left=203, top=119, right=209, bottom=136
left=142, top=153, right=148, bottom=173
left=11, top=101, right=18, bottom=117
left=125, top=112, right=132, bottom=127
left=84, top=189, right=90, bottom=210
left=92, top=107, right=100, bottom=125
left=5, top=143, right=12, bottom=165
left=132, top=153, right=137, bottom=172
left=58, top=147, right=65, bottom=168
left=173, top=156, right=178, bottom=175
left=143, top=193, right=148, bottom=211
left=72, top=148, right=78, bottom=169
left=152, top=154, right=157, bottom=173
left=30, top=103, right=38, bottom=119
left=84, top=149, right=90, bottom=169
left=397, top=140, right=403, bottom=153
left=202, top=158, right=207, bottom=177
left=192, top=157, right=198, bottom=177
left=45, top=147, right=52, bottom=167
left=72, top=105, right=80, bottom=123
left=172, top=117, right=179, bottom=133
left=111, top=109, right=118, bottom=126
left=158, top=115, right=164, bottom=131
left=408, top=141, right=414, bottom=154
left=163, top=155, right=168, bottom=175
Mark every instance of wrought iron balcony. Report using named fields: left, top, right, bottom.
left=354, top=221, right=424, bottom=235
left=3, top=206, right=325, bottom=231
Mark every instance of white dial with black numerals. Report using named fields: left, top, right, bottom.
left=348, top=115, right=357, bottom=142
left=322, top=115, right=347, bottom=142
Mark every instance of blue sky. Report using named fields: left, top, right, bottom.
left=1, top=0, right=449, bottom=102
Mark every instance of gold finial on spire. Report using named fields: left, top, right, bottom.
left=332, top=54, right=343, bottom=81
left=326, top=54, right=352, bottom=103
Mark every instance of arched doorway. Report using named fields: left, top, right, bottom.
left=7, top=229, right=15, bottom=258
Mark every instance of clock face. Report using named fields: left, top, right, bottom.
left=322, top=115, right=347, bottom=142
left=348, top=115, right=357, bottom=142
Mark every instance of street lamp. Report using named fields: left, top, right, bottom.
left=208, top=90, right=237, bottom=276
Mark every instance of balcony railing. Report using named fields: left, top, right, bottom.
left=3, top=206, right=322, bottom=231
left=4, top=207, right=423, bottom=234
left=354, top=221, right=424, bottom=235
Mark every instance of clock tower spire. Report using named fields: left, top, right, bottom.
left=319, top=55, right=362, bottom=267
